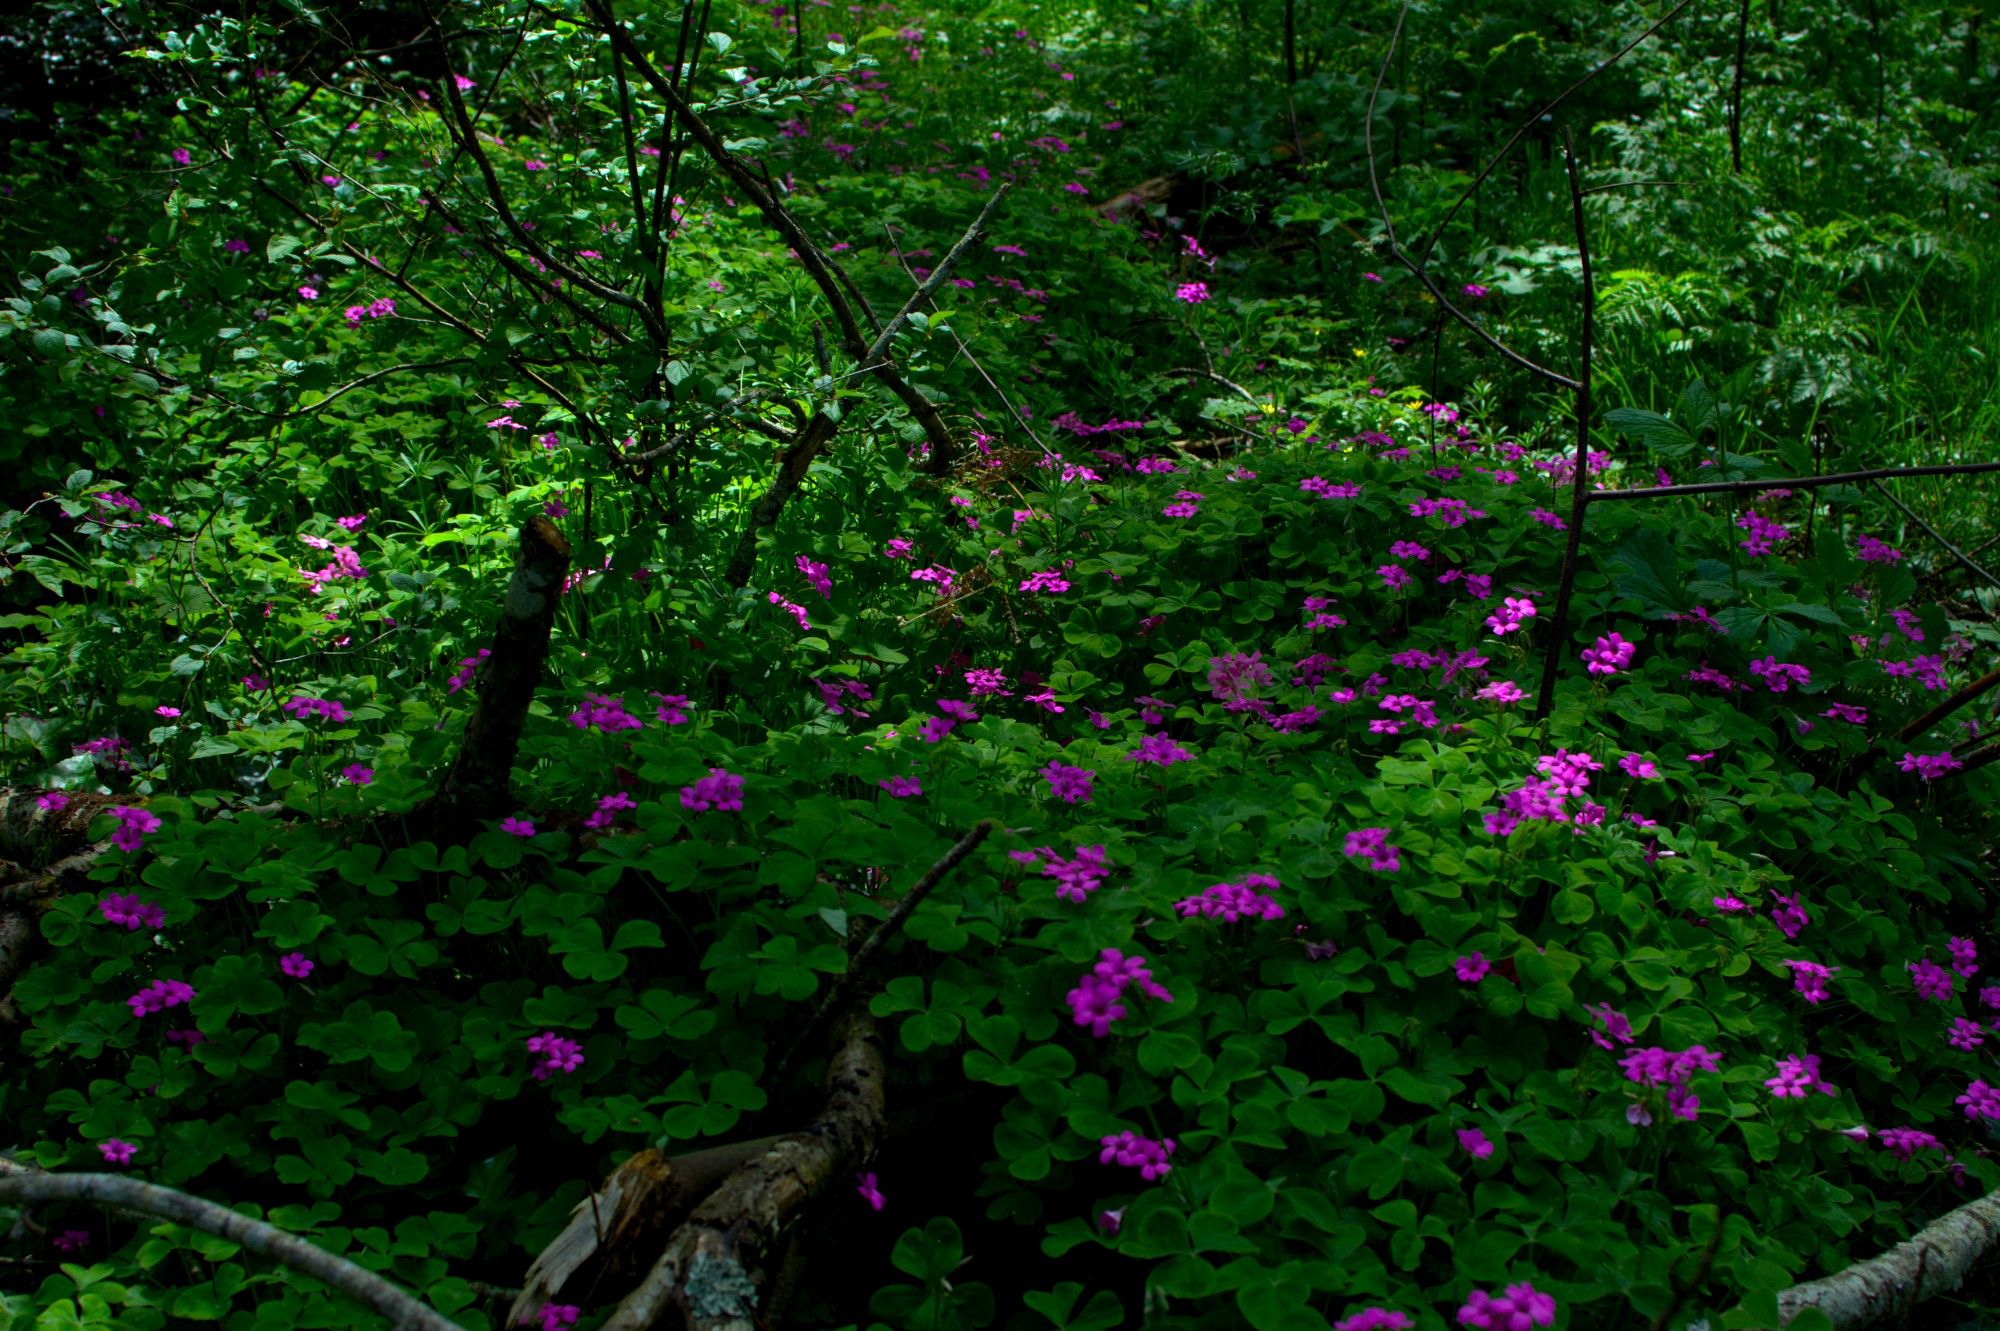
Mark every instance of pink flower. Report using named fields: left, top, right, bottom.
left=1456, top=1282, right=1555, bottom=1329
left=526, top=1031, right=585, bottom=1080
left=795, top=555, right=833, bottom=598
left=279, top=952, right=315, bottom=979
left=37, top=790, right=69, bottom=812
left=681, top=768, right=744, bottom=812
left=856, top=1171, right=886, bottom=1211
left=1174, top=281, right=1209, bottom=304
left=98, top=1139, right=138, bottom=1166
left=1582, top=633, right=1636, bottom=676
left=154, top=705, right=181, bottom=719
left=502, top=816, right=536, bottom=837
left=1456, top=1127, right=1495, bottom=1159
left=1454, top=953, right=1491, bottom=983
left=341, top=763, right=373, bottom=785
left=1099, top=1129, right=1177, bottom=1180
left=878, top=777, right=922, bottom=798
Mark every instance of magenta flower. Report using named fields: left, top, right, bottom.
left=856, top=1171, right=886, bottom=1211
left=768, top=591, right=813, bottom=631
left=1099, top=1129, right=1177, bottom=1180
left=1456, top=1282, right=1554, bottom=1329
left=653, top=692, right=692, bottom=725
left=447, top=649, right=491, bottom=693
left=1957, top=1079, right=2000, bottom=1121
left=1174, top=281, right=1209, bottom=304
left=583, top=790, right=637, bottom=831
left=1736, top=510, right=1790, bottom=555
left=1911, top=957, right=1956, bottom=1001
left=1066, top=948, right=1172, bottom=1037
left=1174, top=875, right=1284, bottom=922
left=795, top=555, right=833, bottom=598
left=501, top=816, right=536, bottom=837
left=154, top=705, right=181, bottom=719
left=1485, top=597, right=1537, bottom=636
left=1019, top=568, right=1071, bottom=594
left=279, top=952, right=315, bottom=979
left=37, top=790, right=69, bottom=812
left=1619, top=753, right=1659, bottom=779
left=98, top=893, right=165, bottom=932
left=1879, top=1127, right=1944, bottom=1159
left=1476, top=680, right=1526, bottom=705
left=1765, top=1053, right=1836, bottom=1099
left=569, top=693, right=643, bottom=733
left=526, top=1031, right=585, bottom=1080
left=1336, top=1312, right=1412, bottom=1331
left=1787, top=960, right=1836, bottom=1004
left=1343, top=828, right=1401, bottom=873
left=1949, top=936, right=1979, bottom=978
left=539, top=1307, right=580, bottom=1331
left=126, top=979, right=195, bottom=1017
left=1586, top=1002, right=1634, bottom=1049
left=1097, top=1208, right=1125, bottom=1235
left=1042, top=761, right=1094, bottom=804
left=1948, top=1018, right=1986, bottom=1051
left=1456, top=1127, right=1495, bottom=1159
left=1582, top=633, right=1636, bottom=676
left=1453, top=953, right=1491, bottom=983
left=1900, top=750, right=1963, bottom=780
left=680, top=768, right=744, bottom=812
left=878, top=776, right=922, bottom=798
left=1127, top=733, right=1194, bottom=765
left=98, top=1139, right=137, bottom=1167
left=341, top=764, right=373, bottom=785
left=107, top=806, right=163, bottom=853
left=965, top=667, right=1011, bottom=697
left=52, top=1230, right=91, bottom=1254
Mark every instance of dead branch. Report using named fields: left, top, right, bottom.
left=720, top=192, right=1009, bottom=589
left=1583, top=460, right=2000, bottom=503
left=1776, top=1188, right=2000, bottom=1327
left=509, top=1137, right=783, bottom=1330
left=772, top=819, right=994, bottom=1085
left=1897, top=665, right=2000, bottom=745
left=417, top=517, right=572, bottom=829
left=600, top=1010, right=886, bottom=1331
left=1870, top=479, right=2000, bottom=592
left=0, top=1172, right=464, bottom=1331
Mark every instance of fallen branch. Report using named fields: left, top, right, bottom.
left=1581, top=460, right=2000, bottom=503
left=1897, top=665, right=2000, bottom=745
left=772, top=818, right=994, bottom=1084
left=0, top=1172, right=464, bottom=1331
left=417, top=517, right=571, bottom=830
left=601, top=1010, right=887, bottom=1331
left=1776, top=1188, right=2000, bottom=1327
left=720, top=193, right=1008, bottom=589
left=509, top=1137, right=783, bottom=1331
left=1870, top=479, right=2000, bottom=592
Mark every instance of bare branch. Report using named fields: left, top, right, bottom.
left=1870, top=479, right=2000, bottom=591
left=0, top=1173, right=464, bottom=1331
left=1534, top=129, right=1598, bottom=723
left=1777, top=1188, right=2000, bottom=1326
left=1584, top=460, right=2000, bottom=503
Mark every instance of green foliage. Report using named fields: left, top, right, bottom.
left=4, top=0, right=2000, bottom=1328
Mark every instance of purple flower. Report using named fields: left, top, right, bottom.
left=1343, top=828, right=1401, bottom=873
left=526, top=1031, right=585, bottom=1080
left=1456, top=1283, right=1554, bottom=1329
left=1019, top=569, right=1071, bottom=594
left=1787, top=959, right=1836, bottom=1004
left=1127, top=733, right=1193, bottom=765
left=1336, top=1312, right=1413, bottom=1331
left=539, top=1307, right=580, bottom=1331
left=341, top=764, right=373, bottom=785
left=108, top=806, right=163, bottom=853
left=1911, top=957, right=1956, bottom=1001
left=1956, top=1078, right=2000, bottom=1121
left=680, top=768, right=744, bottom=812
left=1174, top=874, right=1284, bottom=922
left=1042, top=761, right=1094, bottom=804
left=501, top=816, right=536, bottom=837
left=653, top=693, right=692, bottom=725
left=1099, top=1129, right=1177, bottom=1180
left=1453, top=953, right=1490, bottom=983
left=98, top=1139, right=137, bottom=1166
left=856, top=1171, right=886, bottom=1211
left=569, top=692, right=643, bottom=733
left=98, top=893, right=165, bottom=932
left=878, top=776, right=922, bottom=798
left=37, top=790, right=69, bottom=812
left=126, top=979, right=195, bottom=1017
left=1582, top=633, right=1636, bottom=676
left=1456, top=1127, right=1495, bottom=1159
left=795, top=555, right=833, bottom=598
left=583, top=790, right=637, bottom=830
left=1949, top=936, right=1979, bottom=978
left=279, top=952, right=315, bottom=979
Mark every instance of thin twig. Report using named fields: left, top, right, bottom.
left=1871, top=479, right=2000, bottom=591
left=1533, top=129, right=1597, bottom=723
left=772, top=820, right=994, bottom=1085
left=0, top=1174, right=462, bottom=1331
left=1585, top=461, right=2000, bottom=503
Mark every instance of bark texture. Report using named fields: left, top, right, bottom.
left=1777, top=1189, right=2000, bottom=1326
left=0, top=1172, right=464, bottom=1331
left=600, top=1011, right=887, bottom=1331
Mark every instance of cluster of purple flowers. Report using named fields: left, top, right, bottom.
left=99, top=893, right=165, bottom=931
left=681, top=768, right=744, bottom=812
left=1484, top=596, right=1536, bottom=636
left=1456, top=1283, right=1556, bottom=1329
left=1911, top=957, right=1956, bottom=1001
left=1787, top=959, right=1836, bottom=1004
left=1765, top=1053, right=1837, bottom=1099
left=1736, top=510, right=1789, bottom=555
left=1066, top=948, right=1173, bottom=1037
left=108, top=806, right=162, bottom=852
left=1173, top=874, right=1284, bottom=922
left=1019, top=568, right=1070, bottom=593
left=342, top=296, right=397, bottom=326
left=570, top=693, right=643, bottom=733
left=1128, top=733, right=1193, bottom=765
left=1012, top=844, right=1111, bottom=904
left=583, top=791, right=636, bottom=831
left=1581, top=633, right=1635, bottom=676
left=128, top=978, right=196, bottom=1017
left=526, top=1031, right=584, bottom=1080
left=1042, top=761, right=1094, bottom=803
left=283, top=695, right=351, bottom=722
left=1899, top=750, right=1963, bottom=780
left=795, top=555, right=833, bottom=598
left=1343, top=827, right=1401, bottom=872
left=1619, top=1045, right=1723, bottom=1121
left=1098, top=1129, right=1176, bottom=1180
left=1748, top=657, right=1811, bottom=692
left=446, top=649, right=490, bottom=693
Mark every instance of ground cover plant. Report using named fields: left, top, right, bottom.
left=4, top=0, right=2000, bottom=1328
